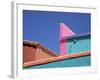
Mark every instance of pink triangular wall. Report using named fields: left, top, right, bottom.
left=60, top=23, right=75, bottom=55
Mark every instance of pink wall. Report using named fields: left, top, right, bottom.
left=60, top=23, right=75, bottom=55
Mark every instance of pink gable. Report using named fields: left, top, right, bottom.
left=60, top=23, right=75, bottom=55
left=60, top=23, right=75, bottom=40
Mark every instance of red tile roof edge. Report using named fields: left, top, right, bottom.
left=23, top=51, right=91, bottom=68
left=23, top=40, right=58, bottom=56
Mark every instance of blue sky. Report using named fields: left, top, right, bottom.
left=23, top=10, right=91, bottom=53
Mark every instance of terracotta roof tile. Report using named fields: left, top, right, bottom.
left=23, top=40, right=58, bottom=56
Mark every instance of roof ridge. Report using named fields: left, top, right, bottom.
left=61, top=33, right=90, bottom=41
left=23, top=40, right=58, bottom=56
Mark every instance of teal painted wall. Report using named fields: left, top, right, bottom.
left=67, top=35, right=90, bottom=54
left=24, top=35, right=91, bottom=69
left=24, top=56, right=91, bottom=69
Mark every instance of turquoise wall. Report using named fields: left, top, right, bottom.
left=24, top=56, right=91, bottom=69
left=67, top=35, right=90, bottom=54
left=24, top=35, right=91, bottom=69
